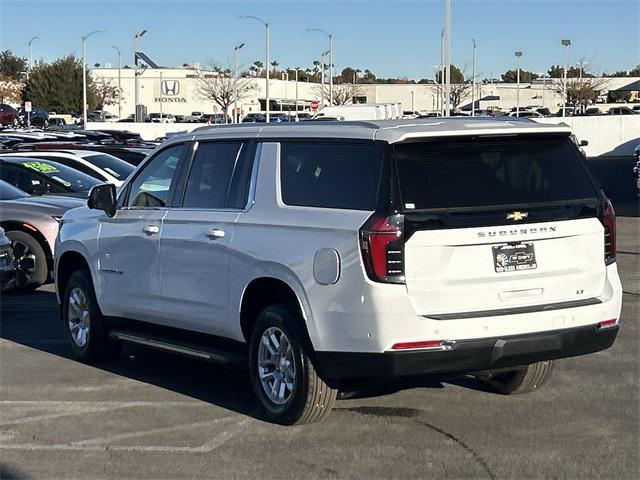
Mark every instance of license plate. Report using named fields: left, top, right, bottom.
left=492, top=243, right=537, bottom=273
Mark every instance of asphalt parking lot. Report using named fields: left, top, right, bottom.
left=1, top=160, right=638, bottom=479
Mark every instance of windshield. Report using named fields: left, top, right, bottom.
left=0, top=180, right=28, bottom=200
left=15, top=159, right=100, bottom=193
left=84, top=153, right=135, bottom=179
left=394, top=135, right=598, bottom=211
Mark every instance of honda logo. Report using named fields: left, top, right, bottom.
left=161, top=80, right=180, bottom=96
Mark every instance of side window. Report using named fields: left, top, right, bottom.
left=127, top=144, right=185, bottom=208
left=280, top=141, right=376, bottom=210
left=37, top=157, right=101, bottom=180
left=181, top=141, right=243, bottom=209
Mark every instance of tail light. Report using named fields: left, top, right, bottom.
left=359, top=213, right=405, bottom=284
left=598, top=198, right=616, bottom=264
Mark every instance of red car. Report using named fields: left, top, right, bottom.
left=0, top=104, right=18, bottom=126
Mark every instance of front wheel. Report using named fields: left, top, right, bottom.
left=249, top=305, right=337, bottom=425
left=62, top=270, right=120, bottom=363
left=478, top=360, right=555, bottom=395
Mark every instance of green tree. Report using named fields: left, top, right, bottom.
left=435, top=64, right=465, bottom=84
left=0, top=50, right=28, bottom=79
left=629, top=65, right=640, bottom=76
left=23, top=55, right=95, bottom=114
left=501, top=69, right=539, bottom=83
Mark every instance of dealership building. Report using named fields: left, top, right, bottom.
left=91, top=67, right=639, bottom=119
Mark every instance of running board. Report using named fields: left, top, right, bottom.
left=109, top=330, right=246, bottom=367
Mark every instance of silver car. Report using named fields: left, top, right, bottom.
left=0, top=180, right=84, bottom=290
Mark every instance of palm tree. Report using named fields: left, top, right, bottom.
left=271, top=60, right=279, bottom=74
left=253, top=60, right=263, bottom=76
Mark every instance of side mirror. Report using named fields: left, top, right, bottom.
left=579, top=140, right=589, bottom=147
left=88, top=183, right=117, bottom=217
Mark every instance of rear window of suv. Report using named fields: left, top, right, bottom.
left=280, top=141, right=376, bottom=210
left=394, top=135, right=597, bottom=210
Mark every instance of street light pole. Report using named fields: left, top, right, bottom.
left=82, top=30, right=104, bottom=127
left=561, top=39, right=571, bottom=118
left=133, top=29, right=147, bottom=123
left=307, top=28, right=333, bottom=105
left=233, top=42, right=245, bottom=123
left=471, top=39, right=476, bottom=116
left=444, top=0, right=451, bottom=116
left=27, top=36, right=39, bottom=80
left=112, top=46, right=122, bottom=120
left=515, top=51, right=522, bottom=116
left=440, top=29, right=444, bottom=116
left=241, top=16, right=270, bottom=122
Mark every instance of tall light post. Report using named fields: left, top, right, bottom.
left=241, top=16, right=270, bottom=122
left=133, top=29, right=147, bottom=123
left=112, top=45, right=122, bottom=119
left=538, top=73, right=548, bottom=109
left=471, top=39, right=477, bottom=116
left=440, top=29, right=445, bottom=115
left=320, top=49, right=330, bottom=108
left=515, top=51, right=522, bottom=116
left=27, top=36, right=39, bottom=80
left=233, top=42, right=245, bottom=123
left=444, top=0, right=451, bottom=116
left=82, top=30, right=104, bottom=126
left=433, top=65, right=441, bottom=114
left=307, top=28, right=332, bottom=105
left=411, top=90, right=415, bottom=112
left=561, top=39, right=571, bottom=117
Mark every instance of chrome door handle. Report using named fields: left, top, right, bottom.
left=143, top=225, right=160, bottom=235
left=206, top=228, right=226, bottom=239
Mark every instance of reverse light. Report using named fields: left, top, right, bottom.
left=359, top=214, right=405, bottom=284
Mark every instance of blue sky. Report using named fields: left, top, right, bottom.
left=1, top=0, right=638, bottom=79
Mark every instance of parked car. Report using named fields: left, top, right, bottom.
left=17, top=105, right=49, bottom=127
left=508, top=110, right=544, bottom=118
left=242, top=113, right=266, bottom=123
left=608, top=107, right=638, bottom=115
left=183, top=111, right=205, bottom=123
left=584, top=107, right=602, bottom=116
left=1, top=150, right=134, bottom=187
left=0, top=226, right=16, bottom=291
left=56, top=118, right=621, bottom=425
left=1, top=180, right=84, bottom=289
left=632, top=105, right=640, bottom=112
left=149, top=113, right=176, bottom=123
left=0, top=156, right=100, bottom=197
left=0, top=103, right=19, bottom=127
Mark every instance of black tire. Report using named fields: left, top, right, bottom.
left=62, top=269, right=120, bottom=363
left=249, top=304, right=336, bottom=425
left=5, top=230, right=48, bottom=291
left=479, top=360, right=555, bottom=395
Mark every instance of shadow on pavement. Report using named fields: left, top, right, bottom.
left=1, top=289, right=493, bottom=422
left=586, top=156, right=639, bottom=217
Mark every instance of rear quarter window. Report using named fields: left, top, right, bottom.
left=279, top=141, right=376, bottom=210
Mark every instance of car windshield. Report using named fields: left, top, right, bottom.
left=394, top=135, right=597, bottom=211
left=14, top=158, right=100, bottom=193
left=83, top=153, right=135, bottom=179
left=0, top=180, right=28, bottom=200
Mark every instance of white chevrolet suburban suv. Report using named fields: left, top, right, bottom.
left=55, top=118, right=622, bottom=425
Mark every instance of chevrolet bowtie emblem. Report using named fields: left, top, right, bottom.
left=506, top=211, right=528, bottom=221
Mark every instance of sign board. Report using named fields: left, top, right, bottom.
left=24, top=101, right=32, bottom=112
left=310, top=100, right=319, bottom=110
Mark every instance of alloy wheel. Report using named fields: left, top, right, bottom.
left=11, top=240, right=37, bottom=286
left=258, top=326, right=296, bottom=405
left=68, top=287, right=91, bottom=347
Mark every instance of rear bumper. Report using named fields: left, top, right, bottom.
left=315, top=323, right=618, bottom=382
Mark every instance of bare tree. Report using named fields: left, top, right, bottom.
left=552, top=76, right=606, bottom=113
left=93, top=77, right=121, bottom=117
left=0, top=74, right=22, bottom=104
left=312, top=82, right=364, bottom=106
left=194, top=62, right=257, bottom=120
